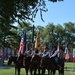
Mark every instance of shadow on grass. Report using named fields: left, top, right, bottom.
left=33, top=74, right=48, bottom=75
left=0, top=65, right=14, bottom=69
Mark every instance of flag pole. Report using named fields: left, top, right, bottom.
left=49, top=40, right=52, bottom=56
left=57, top=38, right=60, bottom=57
left=57, top=43, right=60, bottom=57
left=32, top=25, right=34, bottom=50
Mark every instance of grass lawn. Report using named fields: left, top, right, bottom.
left=0, top=67, right=75, bottom=75
left=0, top=67, right=25, bottom=75
left=64, top=62, right=75, bottom=70
left=65, top=62, right=75, bottom=67
left=0, top=62, right=75, bottom=75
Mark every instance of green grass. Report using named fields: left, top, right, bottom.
left=0, top=67, right=75, bottom=75
left=64, top=62, right=75, bottom=70
left=65, top=62, right=75, bottom=67
left=0, top=68, right=26, bottom=75
left=0, top=62, right=75, bottom=75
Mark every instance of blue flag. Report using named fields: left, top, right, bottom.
left=10, top=49, right=12, bottom=55
left=19, top=32, right=26, bottom=54
left=14, top=50, right=16, bottom=55
left=5, top=47, right=8, bottom=60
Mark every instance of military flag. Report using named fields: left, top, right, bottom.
left=73, top=46, right=75, bottom=62
left=35, top=29, right=41, bottom=50
left=1, top=46, right=4, bottom=58
left=10, top=49, right=12, bottom=55
left=19, top=32, right=26, bottom=54
left=64, top=45, right=69, bottom=61
left=14, top=50, right=16, bottom=56
left=0, top=46, right=4, bottom=58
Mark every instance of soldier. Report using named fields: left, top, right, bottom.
left=28, top=47, right=34, bottom=56
left=50, top=46, right=58, bottom=58
left=50, top=45, right=61, bottom=69
left=42, top=45, right=49, bottom=58
left=34, top=48, right=41, bottom=56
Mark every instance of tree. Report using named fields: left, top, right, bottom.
left=64, top=22, right=75, bottom=51
left=42, top=23, right=55, bottom=46
left=55, top=24, right=64, bottom=44
left=0, top=23, right=17, bottom=47
left=0, top=0, right=64, bottom=47
left=0, top=0, right=64, bottom=26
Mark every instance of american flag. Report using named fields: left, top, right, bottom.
left=19, top=32, right=26, bottom=54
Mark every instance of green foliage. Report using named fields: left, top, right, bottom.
left=0, top=0, right=64, bottom=26
left=0, top=21, right=75, bottom=51
left=49, top=0, right=57, bottom=2
left=0, top=21, right=75, bottom=52
left=49, top=0, right=63, bottom=2
left=0, top=0, right=64, bottom=49
left=0, top=0, right=47, bottom=25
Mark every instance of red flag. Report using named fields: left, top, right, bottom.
left=73, top=47, right=75, bottom=62
left=64, top=46, right=69, bottom=61
left=73, top=56, right=75, bottom=62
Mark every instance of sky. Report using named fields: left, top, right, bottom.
left=32, top=0, right=75, bottom=27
